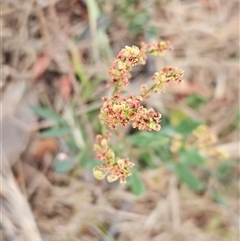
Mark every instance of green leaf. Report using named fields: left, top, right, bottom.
left=179, top=148, right=205, bottom=166
left=155, top=149, right=175, bottom=171
left=211, top=190, right=226, bottom=205
left=147, top=25, right=157, bottom=38
left=215, top=163, right=232, bottom=183
left=69, top=43, right=88, bottom=87
left=186, top=93, right=205, bottom=109
left=127, top=169, right=145, bottom=196
left=175, top=163, right=205, bottom=191
left=139, top=151, right=157, bottom=169
left=174, top=119, right=202, bottom=135
left=77, top=149, right=102, bottom=169
left=86, top=159, right=103, bottom=170
left=40, top=127, right=71, bottom=138
left=133, top=12, right=149, bottom=25
left=127, top=131, right=169, bottom=147
left=54, top=158, right=75, bottom=174
left=159, top=126, right=177, bottom=137
left=170, top=109, right=188, bottom=126
left=31, top=106, right=64, bottom=124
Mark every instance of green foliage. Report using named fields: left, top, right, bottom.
left=174, top=119, right=201, bottom=135
left=32, top=105, right=73, bottom=139
left=31, top=106, right=65, bottom=124
left=215, top=163, right=234, bottom=184
left=127, top=131, right=169, bottom=147
left=32, top=104, right=94, bottom=173
left=40, top=127, right=71, bottom=138
left=54, top=157, right=75, bottom=174
left=170, top=109, right=188, bottom=126
left=33, top=98, right=230, bottom=200
left=111, top=0, right=156, bottom=35
left=138, top=151, right=157, bottom=169
left=126, top=117, right=225, bottom=195
left=127, top=168, right=145, bottom=196
left=174, top=163, right=205, bottom=191
left=179, top=148, right=205, bottom=166
left=127, top=116, right=230, bottom=195
left=185, top=93, right=205, bottom=109
left=211, top=190, right=226, bottom=205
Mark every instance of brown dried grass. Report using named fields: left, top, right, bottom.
left=1, top=0, right=239, bottom=240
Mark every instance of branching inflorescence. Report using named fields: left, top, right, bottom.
left=93, top=41, right=184, bottom=183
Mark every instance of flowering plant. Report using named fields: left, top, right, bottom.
left=93, top=41, right=184, bottom=183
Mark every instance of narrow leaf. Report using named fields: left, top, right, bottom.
left=175, top=163, right=204, bottom=191
left=31, top=106, right=64, bottom=124
left=40, top=127, right=70, bottom=138
left=179, top=148, right=205, bottom=166
left=174, top=119, right=201, bottom=135
left=127, top=169, right=145, bottom=196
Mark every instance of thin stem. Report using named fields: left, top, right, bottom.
left=112, top=80, right=120, bottom=95
left=140, top=84, right=156, bottom=98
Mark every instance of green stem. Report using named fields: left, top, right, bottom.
left=140, top=84, right=156, bottom=98
left=112, top=80, right=120, bottom=95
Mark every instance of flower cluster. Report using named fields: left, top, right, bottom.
left=99, top=94, right=161, bottom=131
left=93, top=134, right=134, bottom=183
left=132, top=107, right=161, bottom=131
left=99, top=94, right=142, bottom=129
left=109, top=46, right=146, bottom=92
left=152, top=67, right=184, bottom=93
left=108, top=41, right=173, bottom=93
left=191, top=125, right=230, bottom=159
left=170, top=125, right=230, bottom=159
left=94, top=41, right=184, bottom=183
left=142, top=41, right=172, bottom=56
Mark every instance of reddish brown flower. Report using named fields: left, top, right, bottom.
left=109, top=46, right=146, bottom=93
left=152, top=66, right=184, bottom=93
left=132, top=107, right=161, bottom=131
left=144, top=41, right=172, bottom=56
left=93, top=134, right=135, bottom=183
left=99, top=95, right=143, bottom=129
left=93, top=41, right=184, bottom=183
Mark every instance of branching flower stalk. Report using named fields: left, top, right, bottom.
left=93, top=41, right=184, bottom=183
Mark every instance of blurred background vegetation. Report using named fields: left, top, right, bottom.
left=1, top=0, right=239, bottom=241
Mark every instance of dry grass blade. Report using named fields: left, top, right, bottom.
left=1, top=160, right=42, bottom=241
left=1, top=0, right=238, bottom=240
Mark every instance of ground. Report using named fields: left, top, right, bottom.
left=1, top=0, right=239, bottom=241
